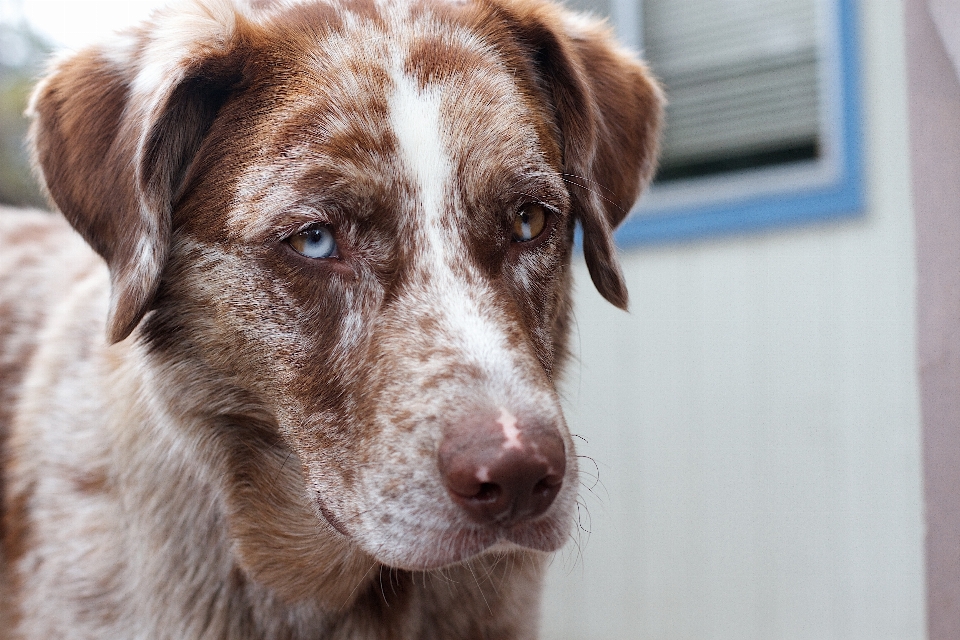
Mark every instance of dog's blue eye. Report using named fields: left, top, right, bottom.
left=289, top=224, right=337, bottom=259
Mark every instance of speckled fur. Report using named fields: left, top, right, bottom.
left=0, top=0, right=662, bottom=637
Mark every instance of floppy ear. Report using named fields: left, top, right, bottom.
left=504, top=2, right=664, bottom=309
left=28, top=1, right=246, bottom=343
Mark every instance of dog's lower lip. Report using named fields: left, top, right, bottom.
left=317, top=499, right=350, bottom=536
left=377, top=518, right=561, bottom=570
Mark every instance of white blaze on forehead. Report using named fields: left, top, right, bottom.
left=386, top=67, right=531, bottom=396
left=497, top=407, right=523, bottom=450
left=387, top=70, right=450, bottom=259
left=387, top=72, right=508, bottom=380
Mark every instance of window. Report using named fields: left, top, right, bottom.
left=567, top=0, right=865, bottom=245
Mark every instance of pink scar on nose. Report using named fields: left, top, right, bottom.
left=497, top=408, right=524, bottom=450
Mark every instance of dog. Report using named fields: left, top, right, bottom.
left=0, top=0, right=662, bottom=637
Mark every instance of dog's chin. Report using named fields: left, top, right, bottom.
left=350, top=517, right=571, bottom=572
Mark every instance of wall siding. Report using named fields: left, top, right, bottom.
left=540, top=1, right=925, bottom=638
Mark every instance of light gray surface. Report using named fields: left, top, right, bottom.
left=558, top=0, right=611, bottom=18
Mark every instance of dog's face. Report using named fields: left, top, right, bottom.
left=29, top=0, right=661, bottom=592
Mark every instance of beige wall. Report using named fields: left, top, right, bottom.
left=540, top=1, right=926, bottom=638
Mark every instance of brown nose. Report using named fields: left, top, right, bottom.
left=438, top=409, right=566, bottom=526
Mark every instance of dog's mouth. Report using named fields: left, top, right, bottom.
left=371, top=520, right=567, bottom=571
left=317, top=500, right=351, bottom=537
left=315, top=490, right=571, bottom=571
left=307, top=401, right=575, bottom=570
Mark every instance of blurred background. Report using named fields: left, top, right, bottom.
left=2, top=1, right=955, bottom=639
left=0, top=2, right=47, bottom=207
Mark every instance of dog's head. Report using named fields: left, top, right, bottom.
left=29, top=0, right=661, bottom=600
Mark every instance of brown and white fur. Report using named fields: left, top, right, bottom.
left=0, top=0, right=662, bottom=637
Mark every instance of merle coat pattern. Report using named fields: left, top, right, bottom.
left=0, top=0, right=662, bottom=637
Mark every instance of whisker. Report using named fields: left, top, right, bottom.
left=269, top=452, right=293, bottom=486
left=577, top=468, right=601, bottom=484
left=576, top=498, right=593, bottom=535
left=439, top=566, right=459, bottom=598
left=466, top=562, right=493, bottom=616
left=378, top=565, right=390, bottom=607
left=338, top=558, right=380, bottom=613
left=561, top=171, right=618, bottom=198
left=473, top=556, right=502, bottom=599
left=390, top=566, right=400, bottom=599
left=579, top=480, right=607, bottom=506
left=561, top=175, right=624, bottom=215
left=564, top=530, right=586, bottom=575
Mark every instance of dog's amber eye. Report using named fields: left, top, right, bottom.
left=289, top=224, right=338, bottom=259
left=512, top=204, right=547, bottom=242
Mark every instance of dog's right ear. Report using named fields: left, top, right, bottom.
left=493, top=0, right=663, bottom=310
left=28, top=1, right=247, bottom=343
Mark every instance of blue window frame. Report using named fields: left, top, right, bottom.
left=615, top=0, right=864, bottom=246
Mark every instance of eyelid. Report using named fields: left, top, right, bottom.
left=276, top=211, right=335, bottom=241
left=537, top=201, right=561, bottom=215
left=512, top=202, right=552, bottom=244
left=287, top=223, right=338, bottom=259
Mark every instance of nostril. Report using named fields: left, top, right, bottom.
left=474, top=483, right=501, bottom=503
left=533, top=475, right=560, bottom=497
left=439, top=411, right=566, bottom=526
left=449, top=479, right=503, bottom=505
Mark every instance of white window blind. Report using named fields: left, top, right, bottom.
left=642, top=0, right=822, bottom=181
left=561, top=0, right=824, bottom=182
left=561, top=0, right=862, bottom=244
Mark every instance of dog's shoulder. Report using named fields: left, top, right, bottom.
left=0, top=207, right=106, bottom=410
left=0, top=207, right=110, bottom=637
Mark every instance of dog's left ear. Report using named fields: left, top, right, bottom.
left=28, top=2, right=247, bottom=343
left=503, top=2, right=664, bottom=309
